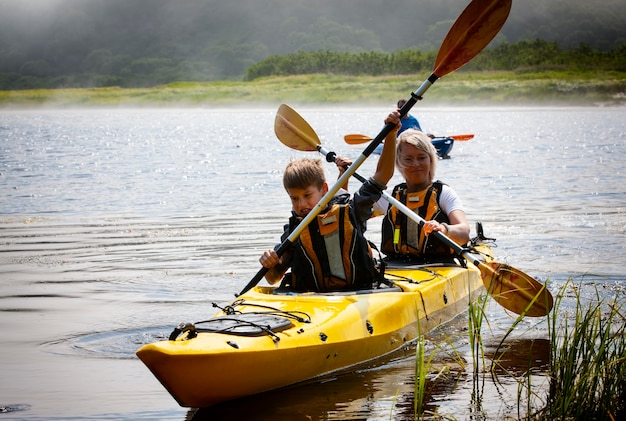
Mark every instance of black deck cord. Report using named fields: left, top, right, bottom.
left=169, top=316, right=285, bottom=342
left=214, top=299, right=245, bottom=315
left=194, top=317, right=282, bottom=343
left=169, top=322, right=197, bottom=341
left=212, top=300, right=311, bottom=323
left=386, top=267, right=439, bottom=284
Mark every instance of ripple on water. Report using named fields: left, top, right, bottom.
left=0, top=405, right=31, bottom=415
left=43, top=326, right=172, bottom=359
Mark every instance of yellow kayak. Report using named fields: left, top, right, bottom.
left=136, top=244, right=493, bottom=408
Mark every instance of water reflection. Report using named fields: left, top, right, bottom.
left=486, top=338, right=551, bottom=376
left=189, top=358, right=416, bottom=421
left=185, top=337, right=552, bottom=420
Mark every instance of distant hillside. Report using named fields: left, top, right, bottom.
left=1, top=0, right=625, bottom=89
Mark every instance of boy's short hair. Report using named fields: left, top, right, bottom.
left=283, top=158, right=326, bottom=190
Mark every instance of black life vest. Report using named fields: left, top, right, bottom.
left=288, top=195, right=379, bottom=292
left=381, top=181, right=453, bottom=259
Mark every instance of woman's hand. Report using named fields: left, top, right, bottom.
left=333, top=156, right=354, bottom=190
left=335, top=156, right=353, bottom=173
left=385, top=110, right=401, bottom=132
left=422, top=220, right=449, bottom=237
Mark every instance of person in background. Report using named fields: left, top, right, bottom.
left=397, top=98, right=423, bottom=135
left=259, top=111, right=401, bottom=292
left=376, top=128, right=470, bottom=261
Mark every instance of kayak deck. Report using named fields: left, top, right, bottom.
left=137, top=247, right=491, bottom=408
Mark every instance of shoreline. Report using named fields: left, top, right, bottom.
left=1, top=71, right=624, bottom=108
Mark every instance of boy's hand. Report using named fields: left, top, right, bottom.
left=260, top=249, right=281, bottom=268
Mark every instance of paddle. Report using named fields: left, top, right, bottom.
left=274, top=104, right=553, bottom=317
left=344, top=133, right=474, bottom=145
left=237, top=0, right=512, bottom=296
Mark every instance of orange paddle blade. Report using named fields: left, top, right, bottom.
left=450, top=134, right=474, bottom=141
left=344, top=134, right=372, bottom=144
left=434, top=0, right=512, bottom=77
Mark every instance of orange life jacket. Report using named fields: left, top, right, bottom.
left=381, top=181, right=453, bottom=259
left=289, top=199, right=379, bottom=292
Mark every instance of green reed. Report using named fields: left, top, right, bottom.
left=535, top=281, right=626, bottom=420
left=468, top=295, right=489, bottom=373
left=413, top=317, right=464, bottom=420
left=486, top=280, right=625, bottom=420
left=412, top=279, right=625, bottom=420
left=414, top=327, right=428, bottom=419
left=494, top=280, right=625, bottom=419
left=467, top=294, right=491, bottom=419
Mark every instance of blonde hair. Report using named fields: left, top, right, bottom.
left=396, top=129, right=438, bottom=179
left=283, top=158, right=326, bottom=190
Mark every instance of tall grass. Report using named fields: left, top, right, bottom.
left=413, top=317, right=465, bottom=420
left=413, top=279, right=625, bottom=420
left=536, top=281, right=626, bottom=420
left=468, top=295, right=489, bottom=418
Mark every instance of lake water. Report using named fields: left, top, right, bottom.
left=1, top=106, right=625, bottom=420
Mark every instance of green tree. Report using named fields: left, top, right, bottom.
left=19, top=60, right=51, bottom=77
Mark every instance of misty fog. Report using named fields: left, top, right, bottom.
left=0, top=0, right=624, bottom=86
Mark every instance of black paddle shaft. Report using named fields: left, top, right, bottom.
left=237, top=240, right=292, bottom=296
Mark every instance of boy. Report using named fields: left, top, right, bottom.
left=259, top=111, right=400, bottom=292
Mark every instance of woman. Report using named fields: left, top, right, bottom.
left=376, top=129, right=470, bottom=261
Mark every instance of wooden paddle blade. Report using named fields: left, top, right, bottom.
left=344, top=134, right=372, bottom=144
left=274, top=104, right=320, bottom=151
left=434, top=0, right=512, bottom=77
left=479, top=261, right=553, bottom=317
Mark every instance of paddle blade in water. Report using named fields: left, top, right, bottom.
left=434, top=0, right=512, bottom=77
left=479, top=261, right=553, bottom=317
left=274, top=104, right=320, bottom=151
